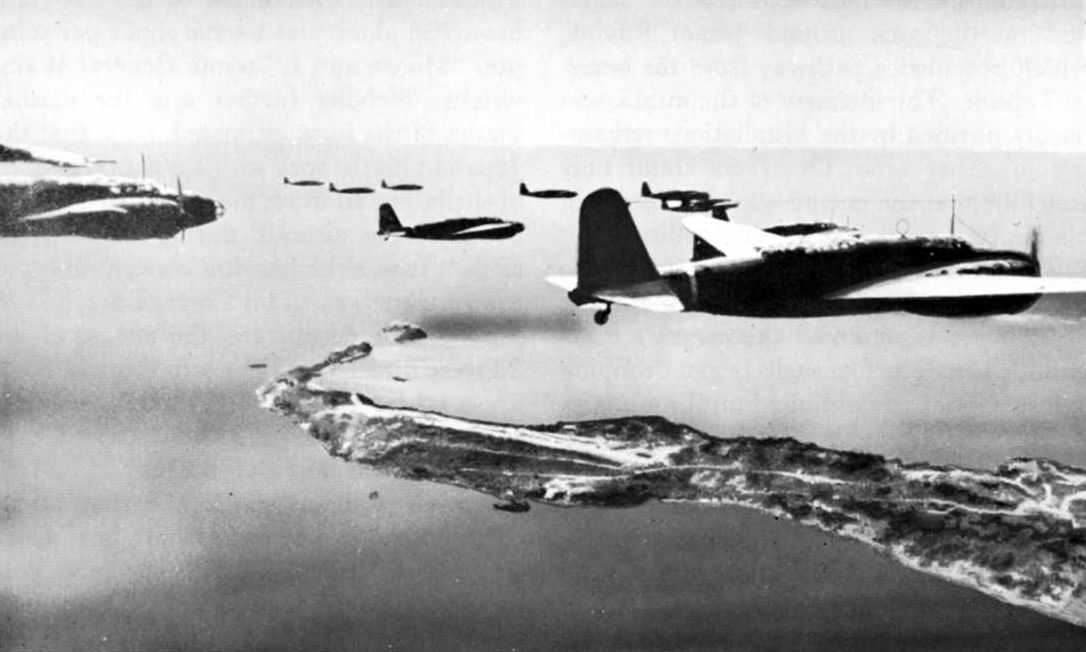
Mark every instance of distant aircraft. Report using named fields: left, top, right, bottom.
left=378, top=203, right=524, bottom=240
left=709, top=201, right=740, bottom=220
left=641, top=181, right=709, bottom=210
left=0, top=142, right=116, bottom=168
left=381, top=179, right=423, bottom=191
left=0, top=175, right=222, bottom=240
left=283, top=177, right=324, bottom=186
left=548, top=188, right=1086, bottom=325
left=519, top=182, right=577, bottom=199
left=662, top=197, right=738, bottom=214
left=329, top=182, right=374, bottom=194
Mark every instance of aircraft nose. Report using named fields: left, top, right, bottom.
left=181, top=196, right=223, bottom=227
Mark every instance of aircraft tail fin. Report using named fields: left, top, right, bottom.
left=379, top=203, right=403, bottom=234
left=283, top=176, right=290, bottom=184
left=381, top=179, right=389, bottom=189
left=577, top=188, right=662, bottom=293
left=519, top=182, right=529, bottom=195
left=329, top=182, right=337, bottom=192
left=641, top=181, right=652, bottom=197
left=546, top=188, right=683, bottom=315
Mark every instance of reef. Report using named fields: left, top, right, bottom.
left=381, top=321, right=428, bottom=343
left=257, top=339, right=1086, bottom=629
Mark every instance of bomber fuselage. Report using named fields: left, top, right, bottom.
left=393, top=217, right=524, bottom=240
left=0, top=176, right=221, bottom=239
left=523, top=189, right=577, bottom=199
left=656, top=231, right=1041, bottom=318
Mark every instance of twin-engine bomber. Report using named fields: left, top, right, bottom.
left=329, top=182, right=374, bottom=194
left=0, top=175, right=222, bottom=240
left=549, top=188, right=1086, bottom=324
left=519, top=182, right=577, bottom=199
left=377, top=204, right=524, bottom=240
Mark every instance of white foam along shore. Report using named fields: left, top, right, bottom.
left=258, top=338, right=1086, bottom=629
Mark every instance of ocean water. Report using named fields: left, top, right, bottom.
left=3, top=144, right=1086, bottom=650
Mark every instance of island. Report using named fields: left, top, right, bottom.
left=257, top=338, right=1086, bottom=629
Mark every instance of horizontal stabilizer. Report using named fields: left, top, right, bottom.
left=547, top=276, right=683, bottom=312
left=545, top=275, right=578, bottom=292
left=594, top=279, right=685, bottom=312
left=829, top=273, right=1086, bottom=300
left=681, top=216, right=782, bottom=258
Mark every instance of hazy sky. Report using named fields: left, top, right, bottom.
left=4, top=0, right=1084, bottom=149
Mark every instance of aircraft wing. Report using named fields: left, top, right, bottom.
left=681, top=216, right=782, bottom=258
left=545, top=275, right=684, bottom=312
left=828, top=270, right=1086, bottom=300
left=16, top=199, right=132, bottom=223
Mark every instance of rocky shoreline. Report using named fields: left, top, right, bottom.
left=258, top=338, right=1086, bottom=629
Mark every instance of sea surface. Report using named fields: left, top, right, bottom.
left=4, top=144, right=1086, bottom=650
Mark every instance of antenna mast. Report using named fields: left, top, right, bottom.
left=950, top=194, right=956, bottom=235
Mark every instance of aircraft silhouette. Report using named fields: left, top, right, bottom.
left=378, top=204, right=523, bottom=240
left=283, top=177, right=324, bottom=186
left=329, top=182, right=374, bottom=194
left=661, top=197, right=738, bottom=213
left=0, top=175, right=221, bottom=240
left=549, top=188, right=1086, bottom=325
left=641, top=181, right=709, bottom=210
left=519, top=182, right=577, bottom=199
left=381, top=179, right=423, bottom=191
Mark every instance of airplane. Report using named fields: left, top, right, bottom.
left=662, top=197, right=738, bottom=213
left=0, top=142, right=116, bottom=168
left=709, top=200, right=740, bottom=220
left=381, top=179, right=423, bottom=191
left=329, top=182, right=374, bottom=194
left=283, top=177, right=324, bottom=186
left=0, top=175, right=222, bottom=240
left=547, top=188, right=1086, bottom=325
left=641, top=181, right=709, bottom=210
left=519, top=182, right=577, bottom=199
left=377, top=203, right=524, bottom=240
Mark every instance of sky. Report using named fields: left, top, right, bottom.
left=3, top=0, right=1085, bottom=149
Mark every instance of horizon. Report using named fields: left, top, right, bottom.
left=5, top=1, right=1085, bottom=150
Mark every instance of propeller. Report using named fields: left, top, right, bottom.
left=1030, top=224, right=1041, bottom=268
left=175, top=176, right=187, bottom=242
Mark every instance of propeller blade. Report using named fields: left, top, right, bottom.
left=174, top=177, right=186, bottom=215
left=1030, top=225, right=1041, bottom=265
left=175, top=176, right=188, bottom=239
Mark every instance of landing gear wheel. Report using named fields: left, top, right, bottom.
left=594, top=305, right=611, bottom=325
